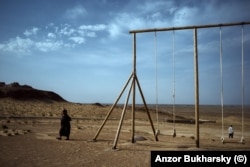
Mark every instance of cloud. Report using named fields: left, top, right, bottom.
left=59, top=24, right=76, bottom=36
left=78, top=24, right=106, bottom=37
left=107, top=10, right=171, bottom=38
left=0, top=36, right=66, bottom=54
left=35, top=40, right=64, bottom=52
left=23, top=27, right=39, bottom=36
left=108, top=13, right=145, bottom=38
left=106, top=0, right=250, bottom=39
left=64, top=5, right=87, bottom=19
left=0, top=23, right=107, bottom=55
left=69, top=37, right=85, bottom=44
left=0, top=36, right=33, bottom=54
left=173, top=6, right=200, bottom=25
left=106, top=1, right=178, bottom=38
left=136, top=0, right=171, bottom=15
left=48, top=32, right=56, bottom=39
left=79, top=24, right=106, bottom=31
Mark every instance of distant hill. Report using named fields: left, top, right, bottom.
left=0, top=82, right=67, bottom=102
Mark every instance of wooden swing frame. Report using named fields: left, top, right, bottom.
left=93, top=21, right=250, bottom=149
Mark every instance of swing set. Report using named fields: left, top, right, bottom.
left=92, top=21, right=250, bottom=149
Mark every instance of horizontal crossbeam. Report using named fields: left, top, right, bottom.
left=129, top=21, right=250, bottom=34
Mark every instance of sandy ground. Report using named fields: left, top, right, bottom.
left=0, top=99, right=250, bottom=166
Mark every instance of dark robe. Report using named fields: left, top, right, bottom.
left=59, top=114, right=71, bottom=137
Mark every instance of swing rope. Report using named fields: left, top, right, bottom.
left=220, top=26, right=245, bottom=143
left=172, top=30, right=176, bottom=137
left=241, top=25, right=245, bottom=143
left=220, top=27, right=224, bottom=143
left=154, top=31, right=160, bottom=136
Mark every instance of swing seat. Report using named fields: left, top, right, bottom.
left=134, top=135, right=147, bottom=141
left=240, top=137, right=244, bottom=143
left=155, top=129, right=160, bottom=136
left=221, top=137, right=224, bottom=143
left=221, top=138, right=245, bottom=144
left=172, top=129, right=176, bottom=137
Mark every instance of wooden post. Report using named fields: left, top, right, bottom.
left=131, top=33, right=136, bottom=143
left=112, top=81, right=133, bottom=149
left=194, top=28, right=200, bottom=148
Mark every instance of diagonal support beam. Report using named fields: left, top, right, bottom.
left=92, top=73, right=133, bottom=141
left=112, top=77, right=133, bottom=149
left=135, top=74, right=158, bottom=141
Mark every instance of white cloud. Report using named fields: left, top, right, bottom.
left=69, top=37, right=85, bottom=44
left=64, top=5, right=87, bottom=19
left=35, top=40, right=64, bottom=52
left=79, top=24, right=106, bottom=31
left=0, top=36, right=67, bottom=54
left=0, top=44, right=4, bottom=50
left=173, top=6, right=200, bottom=25
left=107, top=13, right=151, bottom=38
left=107, top=0, right=244, bottom=38
left=106, top=0, right=188, bottom=38
left=59, top=25, right=76, bottom=36
left=137, top=1, right=171, bottom=15
left=150, top=12, right=161, bottom=20
left=24, top=31, right=32, bottom=36
left=169, top=7, right=178, bottom=15
left=46, top=23, right=54, bottom=28
left=0, top=22, right=107, bottom=55
left=24, top=27, right=39, bottom=36
left=86, top=32, right=96, bottom=37
left=78, top=24, right=106, bottom=37
left=48, top=32, right=56, bottom=39
left=108, top=23, right=122, bottom=38
left=0, top=36, right=34, bottom=54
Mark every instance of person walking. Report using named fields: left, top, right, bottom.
left=228, top=125, right=234, bottom=139
left=57, top=109, right=71, bottom=140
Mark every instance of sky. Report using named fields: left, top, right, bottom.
left=0, top=0, right=250, bottom=105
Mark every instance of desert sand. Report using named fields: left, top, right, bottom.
left=0, top=99, right=250, bottom=166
